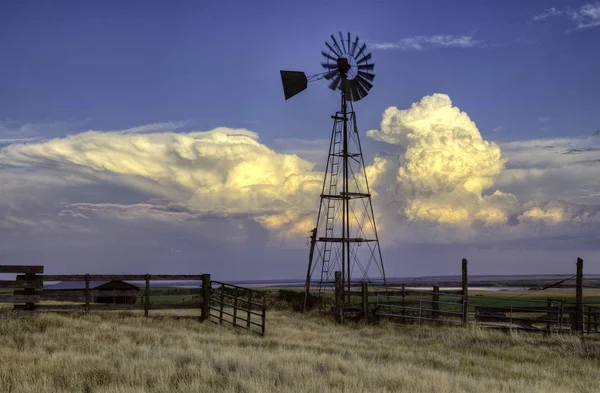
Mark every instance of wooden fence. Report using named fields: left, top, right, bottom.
left=369, top=287, right=600, bottom=334
left=0, top=265, right=267, bottom=335
left=331, top=257, right=599, bottom=334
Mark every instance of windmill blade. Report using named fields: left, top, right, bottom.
left=356, top=75, right=373, bottom=91
left=325, top=41, right=341, bottom=57
left=351, top=36, right=359, bottom=56
left=355, top=79, right=369, bottom=99
left=357, top=63, right=375, bottom=71
left=347, top=32, right=351, bottom=54
left=356, top=43, right=367, bottom=57
left=321, top=62, right=338, bottom=69
left=331, top=34, right=343, bottom=56
left=321, top=51, right=337, bottom=62
left=350, top=79, right=361, bottom=102
left=324, top=70, right=338, bottom=80
left=339, top=32, right=346, bottom=53
left=356, top=53, right=372, bottom=64
left=357, top=71, right=375, bottom=81
left=328, top=74, right=341, bottom=91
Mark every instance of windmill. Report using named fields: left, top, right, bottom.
left=280, top=33, right=386, bottom=307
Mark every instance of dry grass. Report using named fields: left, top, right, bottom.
left=0, top=311, right=599, bottom=393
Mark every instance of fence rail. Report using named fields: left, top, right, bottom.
left=0, top=266, right=267, bottom=336
left=330, top=261, right=599, bottom=334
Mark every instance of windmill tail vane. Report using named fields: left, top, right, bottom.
left=280, top=32, right=386, bottom=306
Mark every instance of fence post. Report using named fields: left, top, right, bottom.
left=200, top=274, right=211, bottom=322
left=401, top=284, right=406, bottom=324
left=334, top=271, right=343, bottom=324
left=546, top=298, right=552, bottom=334
left=23, top=272, right=39, bottom=312
left=144, top=274, right=150, bottom=318
left=247, top=290, right=252, bottom=329
left=418, top=291, right=423, bottom=325
left=559, top=299, right=564, bottom=332
left=576, top=257, right=583, bottom=333
left=587, top=306, right=592, bottom=334
left=461, top=258, right=468, bottom=326
left=219, top=286, right=225, bottom=324
left=432, top=285, right=440, bottom=322
left=362, top=282, right=368, bottom=322
left=233, top=296, right=238, bottom=327
left=84, top=274, right=90, bottom=313
left=261, top=295, right=267, bottom=336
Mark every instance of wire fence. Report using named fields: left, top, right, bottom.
left=335, top=282, right=600, bottom=334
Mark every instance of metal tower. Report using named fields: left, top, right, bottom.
left=280, top=33, right=386, bottom=304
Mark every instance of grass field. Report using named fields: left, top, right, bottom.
left=0, top=310, right=599, bottom=393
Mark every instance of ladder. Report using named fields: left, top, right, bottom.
left=321, top=118, right=343, bottom=284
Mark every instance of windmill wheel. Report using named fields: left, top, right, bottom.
left=321, top=32, right=375, bottom=101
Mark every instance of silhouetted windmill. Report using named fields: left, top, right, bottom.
left=280, top=33, right=386, bottom=307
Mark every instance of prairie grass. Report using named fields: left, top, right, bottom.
left=0, top=311, right=598, bottom=393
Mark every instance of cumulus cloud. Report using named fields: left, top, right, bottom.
left=534, top=3, right=600, bottom=29
left=365, top=93, right=600, bottom=234
left=367, top=94, right=510, bottom=226
left=370, top=35, right=480, bottom=51
left=0, top=127, right=323, bottom=241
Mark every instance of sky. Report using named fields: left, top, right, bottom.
left=1, top=0, right=599, bottom=279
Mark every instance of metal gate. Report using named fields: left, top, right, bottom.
left=209, top=281, right=267, bottom=336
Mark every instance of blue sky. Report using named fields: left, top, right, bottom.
left=2, top=0, right=598, bottom=142
left=1, top=1, right=600, bottom=278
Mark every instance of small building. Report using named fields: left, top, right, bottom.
left=44, top=280, right=140, bottom=304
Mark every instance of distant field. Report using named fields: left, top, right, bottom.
left=0, top=310, right=598, bottom=393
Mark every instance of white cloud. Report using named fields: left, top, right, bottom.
left=369, top=35, right=480, bottom=51
left=534, top=3, right=600, bottom=29
left=365, top=93, right=600, bottom=236
left=3, top=98, right=600, bottom=251
left=0, top=127, right=323, bottom=242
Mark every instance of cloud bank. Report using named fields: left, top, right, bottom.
left=2, top=95, right=600, bottom=277
left=0, top=128, right=322, bottom=241
left=370, top=35, right=479, bottom=51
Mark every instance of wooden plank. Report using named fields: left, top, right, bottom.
left=0, top=310, right=38, bottom=317
left=41, top=274, right=205, bottom=281
left=210, top=290, right=263, bottom=307
left=0, top=265, right=44, bottom=274
left=212, top=280, right=265, bottom=293
left=0, top=280, right=43, bottom=289
left=149, top=288, right=201, bottom=296
left=0, top=295, right=41, bottom=304
left=89, top=303, right=145, bottom=311
left=42, top=289, right=141, bottom=298
left=149, top=302, right=202, bottom=310
left=150, top=316, right=200, bottom=321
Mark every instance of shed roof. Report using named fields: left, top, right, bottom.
left=44, top=280, right=139, bottom=290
